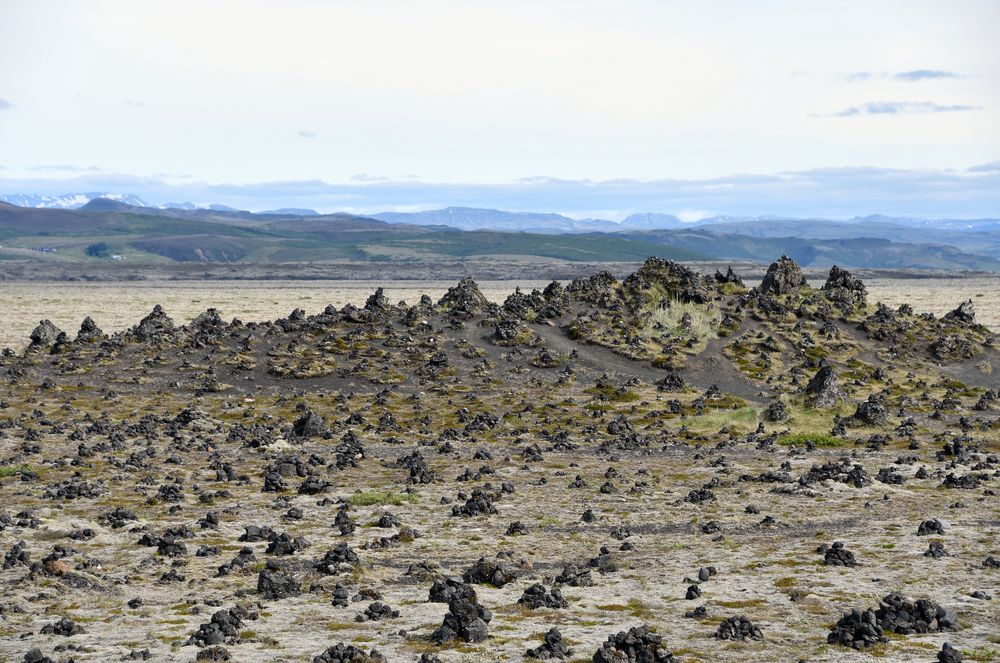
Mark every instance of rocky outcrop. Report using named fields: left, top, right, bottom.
left=438, top=278, right=489, bottom=319
left=805, top=365, right=845, bottom=408
left=76, top=316, right=105, bottom=343
left=28, top=320, right=62, bottom=351
left=714, top=266, right=744, bottom=286
left=758, top=255, right=806, bottom=295
left=822, top=265, right=867, bottom=310
left=943, top=300, right=976, bottom=324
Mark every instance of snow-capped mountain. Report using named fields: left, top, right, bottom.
left=0, top=192, right=149, bottom=209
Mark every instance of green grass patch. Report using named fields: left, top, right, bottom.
left=777, top=433, right=846, bottom=448
left=685, top=405, right=759, bottom=434
left=347, top=490, right=420, bottom=507
left=0, top=464, right=32, bottom=477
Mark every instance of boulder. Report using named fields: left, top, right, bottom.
left=943, top=300, right=976, bottom=324
left=28, top=320, right=62, bottom=351
left=292, top=410, right=327, bottom=438
left=805, top=365, right=845, bottom=408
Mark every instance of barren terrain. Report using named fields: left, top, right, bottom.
left=0, top=257, right=997, bottom=663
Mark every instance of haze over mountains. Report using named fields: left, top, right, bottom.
left=0, top=193, right=998, bottom=271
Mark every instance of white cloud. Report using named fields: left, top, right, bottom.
left=0, top=1, right=997, bottom=182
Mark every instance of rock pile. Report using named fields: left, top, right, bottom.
left=257, top=560, right=299, bottom=599
left=186, top=606, right=253, bottom=647
left=525, top=627, right=573, bottom=660
left=517, top=583, right=568, bottom=609
left=310, top=643, right=386, bottom=663
left=593, top=625, right=674, bottom=662
left=463, top=555, right=520, bottom=587
left=827, top=608, right=888, bottom=650
left=438, top=278, right=490, bottom=319
left=714, top=615, right=763, bottom=641
left=822, top=266, right=868, bottom=309
left=758, top=255, right=806, bottom=295
left=819, top=541, right=858, bottom=567
left=431, top=596, right=492, bottom=643
left=874, top=593, right=958, bottom=634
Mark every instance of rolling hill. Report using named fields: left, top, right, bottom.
left=1, top=199, right=997, bottom=270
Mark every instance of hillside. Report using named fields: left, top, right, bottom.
left=1, top=200, right=998, bottom=270
left=0, top=201, right=700, bottom=265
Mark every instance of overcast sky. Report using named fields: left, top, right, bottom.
left=1, top=0, right=998, bottom=218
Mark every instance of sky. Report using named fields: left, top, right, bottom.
left=1, top=0, right=998, bottom=219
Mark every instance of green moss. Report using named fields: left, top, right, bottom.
left=0, top=464, right=32, bottom=477
left=778, top=433, right=845, bottom=447
left=347, top=490, right=420, bottom=507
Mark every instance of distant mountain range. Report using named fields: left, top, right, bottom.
left=0, top=194, right=997, bottom=271
left=0, top=193, right=321, bottom=217
left=0, top=192, right=150, bottom=209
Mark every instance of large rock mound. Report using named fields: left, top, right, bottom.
left=758, top=255, right=806, bottom=295
left=438, top=278, right=489, bottom=319
left=822, top=265, right=867, bottom=310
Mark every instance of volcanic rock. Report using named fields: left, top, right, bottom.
left=758, top=255, right=806, bottom=295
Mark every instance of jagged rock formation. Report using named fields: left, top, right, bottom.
left=758, top=255, right=806, bottom=295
